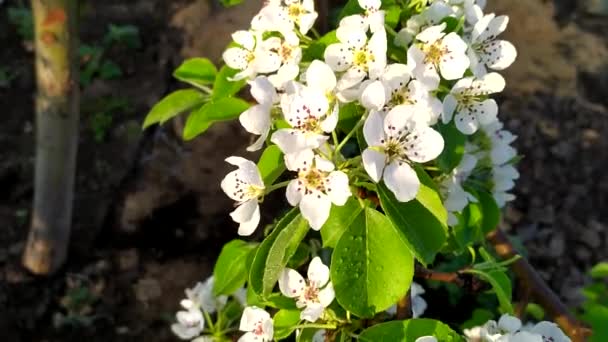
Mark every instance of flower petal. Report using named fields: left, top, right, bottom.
left=455, top=110, right=479, bottom=135
left=307, top=256, right=330, bottom=287
left=337, top=67, right=367, bottom=90
left=229, top=199, right=261, bottom=236
left=318, top=283, right=335, bottom=307
left=324, top=43, right=353, bottom=72
left=484, top=40, right=517, bottom=71
left=383, top=161, right=420, bottom=202
left=300, top=193, right=332, bottom=230
left=361, top=80, right=387, bottom=110
left=327, top=171, right=352, bottom=206
left=223, top=47, right=250, bottom=70
left=239, top=306, right=271, bottom=332
left=362, top=148, right=386, bottom=183
left=301, top=303, right=325, bottom=322
left=278, top=268, right=306, bottom=298
left=232, top=30, right=255, bottom=50
left=286, top=179, right=303, bottom=206
left=474, top=99, right=499, bottom=125
left=306, top=60, right=337, bottom=93
left=442, top=94, right=458, bottom=123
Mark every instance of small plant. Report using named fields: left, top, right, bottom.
left=80, top=24, right=141, bottom=86
left=143, top=0, right=583, bottom=341
left=54, top=274, right=103, bottom=329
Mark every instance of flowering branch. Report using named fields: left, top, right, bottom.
left=486, top=229, right=592, bottom=342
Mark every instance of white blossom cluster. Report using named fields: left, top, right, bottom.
left=219, top=0, right=518, bottom=234
left=464, top=314, right=571, bottom=342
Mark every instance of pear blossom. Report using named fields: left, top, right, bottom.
left=395, top=1, right=454, bottom=47
left=222, top=31, right=281, bottom=81
left=181, top=277, right=228, bottom=314
left=238, top=307, right=274, bottom=342
left=221, top=157, right=265, bottom=236
left=284, top=150, right=351, bottom=229
left=408, top=22, right=470, bottom=90
left=252, top=0, right=317, bottom=42
left=279, top=257, right=335, bottom=322
left=240, top=77, right=277, bottom=151
left=271, top=87, right=337, bottom=155
left=441, top=154, right=478, bottom=226
left=468, top=14, right=517, bottom=76
left=263, top=36, right=302, bottom=89
left=312, top=329, right=327, bottom=342
left=482, top=123, right=519, bottom=207
left=171, top=308, right=205, bottom=340
left=360, top=63, right=443, bottom=125
left=324, top=25, right=387, bottom=90
left=362, top=107, right=444, bottom=202
left=442, top=72, right=506, bottom=135
left=339, top=0, right=385, bottom=33
left=528, top=321, right=571, bottom=342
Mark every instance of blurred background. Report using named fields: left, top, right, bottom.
left=0, top=0, right=606, bottom=340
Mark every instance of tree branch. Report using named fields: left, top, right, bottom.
left=396, top=289, right=412, bottom=320
left=486, top=229, right=591, bottom=342
left=414, top=264, right=487, bottom=293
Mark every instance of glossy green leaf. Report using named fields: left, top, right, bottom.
left=337, top=102, right=365, bottom=133
left=339, top=0, right=364, bottom=19
left=213, top=65, right=247, bottom=99
left=173, top=58, right=218, bottom=88
left=466, top=268, right=514, bottom=314
left=331, top=207, right=414, bottom=318
left=377, top=169, right=448, bottom=265
left=477, top=190, right=501, bottom=234
left=273, top=310, right=302, bottom=340
left=302, top=30, right=338, bottom=61
left=246, top=287, right=298, bottom=310
left=143, top=89, right=206, bottom=129
left=453, top=202, right=484, bottom=249
left=436, top=122, right=466, bottom=173
left=359, top=319, right=464, bottom=342
left=249, top=209, right=310, bottom=297
left=213, top=240, right=258, bottom=296
left=321, top=198, right=363, bottom=248
left=590, top=262, right=608, bottom=279
left=183, top=97, right=250, bottom=140
left=257, top=145, right=285, bottom=186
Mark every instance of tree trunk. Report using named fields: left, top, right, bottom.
left=22, top=0, right=79, bottom=275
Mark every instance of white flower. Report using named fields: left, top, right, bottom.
left=442, top=72, right=506, bottom=135
left=181, top=277, right=228, bottom=314
left=253, top=0, right=317, bottom=40
left=221, top=157, right=265, bottom=236
left=240, top=77, right=278, bottom=151
left=395, top=2, right=454, bottom=47
left=481, top=123, right=519, bottom=207
left=360, top=63, right=443, bottom=125
left=362, top=107, right=444, bottom=202
left=468, top=14, right=517, bottom=77
left=263, top=36, right=302, bottom=89
left=312, top=329, right=327, bottom=342
left=484, top=122, right=517, bottom=165
left=171, top=308, right=205, bottom=340
left=222, top=31, right=281, bottom=81
left=408, top=22, right=470, bottom=90
left=285, top=150, right=351, bottom=229
left=279, top=257, right=335, bottom=322
left=339, top=0, right=385, bottom=33
left=441, top=154, right=478, bottom=226
left=528, top=321, right=571, bottom=342
left=271, top=87, right=337, bottom=155
left=416, top=337, right=438, bottom=342
left=238, top=307, right=274, bottom=342
left=324, top=26, right=387, bottom=90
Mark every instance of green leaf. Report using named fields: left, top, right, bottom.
left=377, top=169, right=448, bottom=265
left=183, top=97, right=250, bottom=140
left=143, top=89, right=206, bottom=129
left=321, top=198, right=363, bottom=248
left=359, top=319, right=464, bottom=342
left=453, top=201, right=484, bottom=249
left=213, top=240, right=258, bottom=296
left=173, top=58, right=218, bottom=88
left=219, top=0, right=244, bottom=7
left=466, top=268, right=514, bottom=314
left=436, top=122, right=466, bottom=173
left=476, top=190, right=501, bottom=235
left=303, top=30, right=338, bottom=61
left=339, top=0, right=364, bottom=19
left=213, top=65, right=247, bottom=99
left=99, top=60, right=122, bottom=80
left=331, top=207, right=414, bottom=318
left=590, top=262, right=608, bottom=279
left=384, top=5, right=402, bottom=28
left=462, top=308, right=495, bottom=330
left=337, top=102, right=365, bottom=133
left=287, top=243, right=310, bottom=269
left=582, top=303, right=608, bottom=342
left=246, top=287, right=298, bottom=310
left=249, top=209, right=310, bottom=297
left=296, top=329, right=317, bottom=342
left=273, top=310, right=301, bottom=340
left=257, top=145, right=286, bottom=186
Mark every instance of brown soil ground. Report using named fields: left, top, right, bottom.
left=0, top=0, right=606, bottom=341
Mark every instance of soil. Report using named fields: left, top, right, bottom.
left=0, top=0, right=606, bottom=341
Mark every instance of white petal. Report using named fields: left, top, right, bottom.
left=286, top=179, right=303, bottom=206
left=362, top=148, right=386, bottom=183
left=471, top=13, right=494, bottom=43
left=318, top=282, right=335, bottom=307
left=383, top=161, right=420, bottom=202
left=306, top=60, right=337, bottom=93
left=312, top=330, right=327, bottom=342
left=337, top=26, right=367, bottom=49
left=240, top=307, right=271, bottom=332
left=455, top=110, right=479, bottom=135
left=440, top=38, right=470, bottom=80
left=324, top=43, right=353, bottom=72
left=237, top=332, right=258, bottom=342
left=474, top=99, right=499, bottom=125
left=408, top=46, right=440, bottom=90
left=498, top=314, right=522, bottom=333
left=412, top=296, right=427, bottom=318
left=240, top=104, right=271, bottom=136
left=300, top=193, right=332, bottom=230
left=278, top=268, right=306, bottom=298
left=327, top=171, right=351, bottom=206
left=229, top=200, right=261, bottom=236
left=223, top=48, right=250, bottom=70
left=232, top=30, right=255, bottom=50
left=368, top=10, right=386, bottom=33
left=271, top=129, right=306, bottom=154
left=301, top=303, right=325, bottom=322
left=307, top=256, right=330, bottom=287
left=253, top=50, right=281, bottom=74
left=359, top=0, right=381, bottom=10
left=299, top=13, right=318, bottom=34
left=250, top=76, right=277, bottom=105
left=320, top=104, right=339, bottom=132
left=337, top=67, right=367, bottom=90
left=484, top=40, right=517, bottom=71
left=405, top=126, right=445, bottom=163
left=384, top=105, right=416, bottom=136
left=474, top=73, right=506, bottom=94
left=442, top=94, right=458, bottom=123
left=530, top=322, right=570, bottom=342
left=416, top=23, right=447, bottom=44
left=478, top=15, right=509, bottom=44
left=226, top=157, right=264, bottom=186
left=381, top=63, right=411, bottom=91
left=339, top=14, right=367, bottom=31
left=246, top=129, right=269, bottom=152
left=361, top=80, right=387, bottom=110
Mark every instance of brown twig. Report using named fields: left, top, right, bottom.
left=414, top=264, right=487, bottom=293
left=486, top=229, right=592, bottom=342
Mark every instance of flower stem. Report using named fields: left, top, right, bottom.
left=202, top=309, right=216, bottom=333
left=336, top=117, right=365, bottom=154
left=292, top=323, right=338, bottom=330
left=310, top=27, right=322, bottom=39
left=265, top=180, right=292, bottom=195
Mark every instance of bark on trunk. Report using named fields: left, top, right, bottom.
left=22, top=0, right=79, bottom=275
